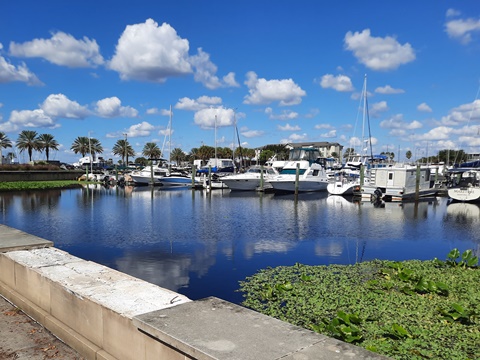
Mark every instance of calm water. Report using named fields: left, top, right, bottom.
left=1, top=185, right=479, bottom=304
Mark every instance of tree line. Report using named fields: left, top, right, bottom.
left=0, top=131, right=290, bottom=167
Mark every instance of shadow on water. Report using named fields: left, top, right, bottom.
left=0, top=186, right=479, bottom=304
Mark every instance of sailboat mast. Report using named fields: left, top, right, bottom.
left=233, top=110, right=236, bottom=172
left=361, top=74, right=367, bottom=158
left=214, top=114, right=217, bottom=162
left=169, top=105, right=172, bottom=172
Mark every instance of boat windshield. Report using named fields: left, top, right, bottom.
left=288, top=148, right=321, bottom=162
left=280, top=168, right=306, bottom=175
left=459, top=171, right=480, bottom=186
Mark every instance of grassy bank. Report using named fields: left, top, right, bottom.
left=0, top=180, right=83, bottom=191
left=239, top=249, right=479, bottom=360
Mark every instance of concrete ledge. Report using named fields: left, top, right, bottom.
left=134, top=297, right=388, bottom=360
left=0, top=224, right=53, bottom=252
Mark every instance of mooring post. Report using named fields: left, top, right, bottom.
left=208, top=165, right=212, bottom=191
left=415, top=164, right=421, bottom=201
left=191, top=165, right=196, bottom=188
left=150, top=162, right=154, bottom=186
left=260, top=165, right=264, bottom=191
left=295, top=162, right=300, bottom=196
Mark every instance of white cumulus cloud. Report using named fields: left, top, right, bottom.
left=417, top=102, right=432, bottom=112
left=189, top=48, right=239, bottom=89
left=320, top=74, right=353, bottom=92
left=193, top=107, right=235, bottom=129
left=265, top=107, right=299, bottom=120
left=344, top=29, right=416, bottom=71
left=8, top=109, right=58, bottom=129
left=41, top=94, right=90, bottom=119
left=380, top=114, right=423, bottom=131
left=175, top=96, right=222, bottom=111
left=445, top=14, right=480, bottom=44
left=95, top=97, right=138, bottom=118
left=375, top=85, right=405, bottom=94
left=278, top=123, right=301, bottom=131
left=108, top=19, right=192, bottom=82
left=244, top=71, right=306, bottom=106
left=0, top=53, right=42, bottom=85
left=9, top=31, right=104, bottom=68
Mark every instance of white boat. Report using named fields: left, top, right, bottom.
left=130, top=163, right=169, bottom=185
left=160, top=172, right=200, bottom=188
left=447, top=169, right=480, bottom=202
left=356, top=164, right=438, bottom=201
left=269, top=147, right=329, bottom=193
left=327, top=171, right=360, bottom=195
left=197, top=158, right=236, bottom=190
left=197, top=158, right=235, bottom=175
left=220, top=165, right=279, bottom=191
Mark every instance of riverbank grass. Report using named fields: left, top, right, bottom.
left=0, top=181, right=83, bottom=191
left=239, top=249, right=479, bottom=360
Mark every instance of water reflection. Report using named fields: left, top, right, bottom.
left=0, top=188, right=478, bottom=303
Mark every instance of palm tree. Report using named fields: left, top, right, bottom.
left=195, top=145, right=215, bottom=162
left=16, top=130, right=39, bottom=162
left=170, top=148, right=186, bottom=165
left=142, top=142, right=162, bottom=160
left=37, top=133, right=59, bottom=161
left=71, top=136, right=90, bottom=158
left=343, top=147, right=356, bottom=159
left=113, top=139, right=135, bottom=165
left=0, top=132, right=13, bottom=165
left=406, top=150, right=412, bottom=160
left=89, top=138, right=103, bottom=161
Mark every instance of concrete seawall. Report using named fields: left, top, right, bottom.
left=0, top=224, right=389, bottom=360
left=0, top=170, right=84, bottom=182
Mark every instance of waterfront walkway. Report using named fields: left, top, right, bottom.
left=0, top=225, right=82, bottom=358
left=0, top=295, right=83, bottom=359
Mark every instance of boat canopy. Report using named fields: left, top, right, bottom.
left=288, top=148, right=321, bottom=164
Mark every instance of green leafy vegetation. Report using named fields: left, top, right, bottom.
left=239, top=250, right=479, bottom=360
left=0, top=181, right=83, bottom=191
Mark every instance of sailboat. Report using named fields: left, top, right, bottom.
left=159, top=106, right=200, bottom=188
left=329, top=75, right=372, bottom=196
left=197, top=113, right=235, bottom=190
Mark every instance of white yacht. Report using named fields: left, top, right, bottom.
left=220, top=165, right=279, bottom=191
left=269, top=147, right=330, bottom=193
left=130, top=163, right=169, bottom=185
left=447, top=169, right=480, bottom=202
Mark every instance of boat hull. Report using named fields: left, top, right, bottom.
left=130, top=175, right=163, bottom=185
left=270, top=179, right=328, bottom=193
left=160, top=176, right=197, bottom=188
left=327, top=181, right=356, bottom=195
left=448, top=187, right=480, bottom=202
left=221, top=179, right=261, bottom=191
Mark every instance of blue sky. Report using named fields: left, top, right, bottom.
left=1, top=1, right=480, bottom=164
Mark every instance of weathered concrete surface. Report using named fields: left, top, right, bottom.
left=134, top=297, right=390, bottom=360
left=0, top=295, right=84, bottom=359
left=0, top=224, right=53, bottom=252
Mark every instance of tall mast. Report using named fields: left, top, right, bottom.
left=361, top=74, right=367, bottom=157
left=169, top=105, right=172, bottom=171
left=214, top=114, right=217, bottom=161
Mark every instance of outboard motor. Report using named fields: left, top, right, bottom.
left=371, top=188, right=384, bottom=207
left=117, top=177, right=126, bottom=187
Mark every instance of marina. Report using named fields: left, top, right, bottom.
left=0, top=185, right=478, bottom=305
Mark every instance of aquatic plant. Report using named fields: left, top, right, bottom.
left=239, top=251, right=480, bottom=360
